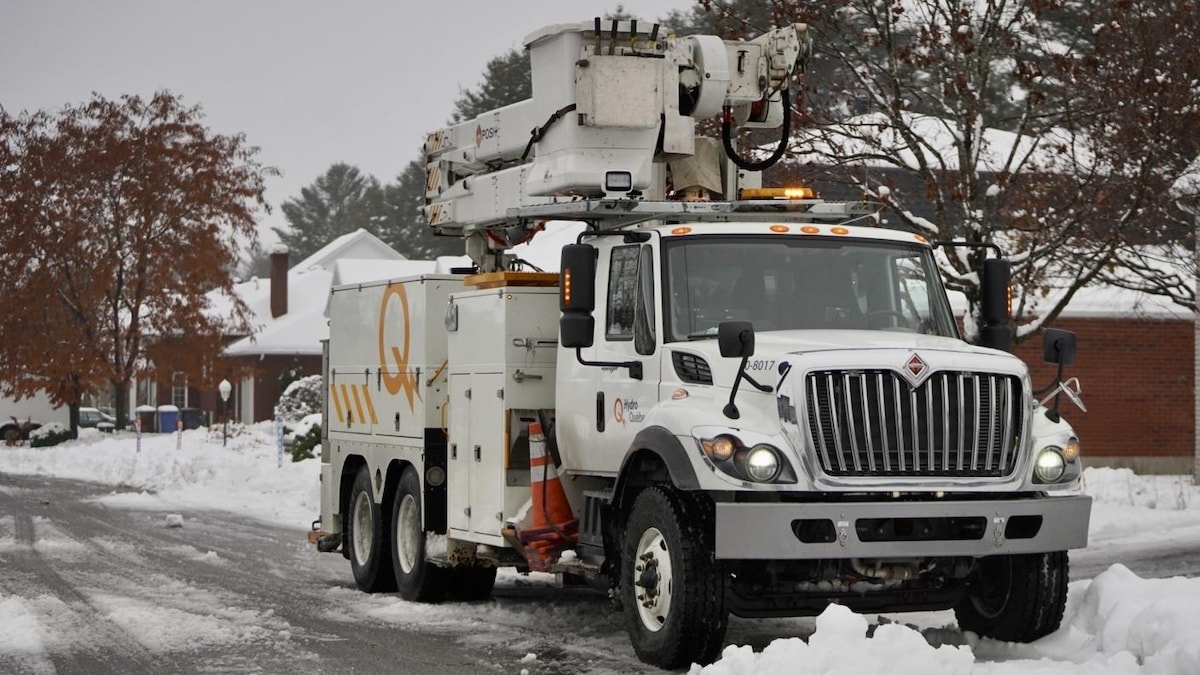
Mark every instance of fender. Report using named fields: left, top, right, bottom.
left=611, top=426, right=700, bottom=509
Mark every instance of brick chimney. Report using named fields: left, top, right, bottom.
left=270, top=245, right=289, bottom=319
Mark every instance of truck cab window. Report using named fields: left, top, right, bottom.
left=606, top=245, right=640, bottom=341
left=664, top=236, right=958, bottom=341
left=633, top=244, right=656, bottom=355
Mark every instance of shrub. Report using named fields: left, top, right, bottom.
left=275, top=374, right=323, bottom=422
left=278, top=358, right=305, bottom=397
left=30, top=422, right=73, bottom=448
left=291, top=423, right=321, bottom=462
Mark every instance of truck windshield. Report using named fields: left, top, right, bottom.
left=663, top=235, right=958, bottom=342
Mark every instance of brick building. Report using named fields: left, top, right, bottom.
left=1016, top=310, right=1193, bottom=475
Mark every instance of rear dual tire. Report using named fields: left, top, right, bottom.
left=348, top=465, right=500, bottom=603
left=347, top=467, right=397, bottom=593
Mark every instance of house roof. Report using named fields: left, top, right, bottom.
left=217, top=229, right=409, bottom=357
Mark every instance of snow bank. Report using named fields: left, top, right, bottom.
left=692, top=605, right=973, bottom=675
left=693, top=567, right=1200, bottom=674
left=0, top=423, right=319, bottom=529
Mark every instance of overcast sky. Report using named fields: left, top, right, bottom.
left=0, top=0, right=690, bottom=248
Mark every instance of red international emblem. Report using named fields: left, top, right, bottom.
left=905, top=353, right=927, bottom=378
left=474, top=125, right=482, bottom=148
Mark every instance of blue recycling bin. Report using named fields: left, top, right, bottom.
left=156, top=405, right=180, bottom=433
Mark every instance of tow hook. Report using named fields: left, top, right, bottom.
left=316, top=532, right=341, bottom=553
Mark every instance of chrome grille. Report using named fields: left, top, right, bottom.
left=805, top=370, right=1023, bottom=477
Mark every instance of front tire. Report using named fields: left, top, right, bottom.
left=391, top=467, right=449, bottom=602
left=954, top=551, right=1068, bottom=641
left=347, top=466, right=396, bottom=592
left=621, top=486, right=727, bottom=669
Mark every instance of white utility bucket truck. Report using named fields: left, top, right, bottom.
left=313, top=17, right=1090, bottom=668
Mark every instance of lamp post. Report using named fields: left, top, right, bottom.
left=218, top=379, right=232, bottom=447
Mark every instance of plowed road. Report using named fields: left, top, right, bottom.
left=2, top=473, right=1197, bottom=674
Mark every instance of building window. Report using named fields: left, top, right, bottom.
left=172, top=371, right=188, bottom=408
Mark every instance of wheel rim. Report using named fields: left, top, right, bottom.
left=633, top=526, right=674, bottom=633
left=970, top=556, right=1013, bottom=619
left=351, top=490, right=373, bottom=564
left=395, top=493, right=421, bottom=574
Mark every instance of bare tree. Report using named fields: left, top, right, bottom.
left=682, top=0, right=1198, bottom=342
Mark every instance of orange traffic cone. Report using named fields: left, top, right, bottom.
left=517, top=421, right=578, bottom=571
left=529, top=422, right=575, bottom=527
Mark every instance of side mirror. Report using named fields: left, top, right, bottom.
left=560, top=314, right=594, bottom=349
left=560, top=244, right=597, bottom=349
left=980, top=258, right=1012, bottom=352
left=1042, top=328, right=1077, bottom=366
left=718, top=321, right=755, bottom=358
left=560, top=244, right=596, bottom=312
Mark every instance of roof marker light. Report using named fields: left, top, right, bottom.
left=671, top=226, right=692, bottom=235
left=770, top=225, right=789, bottom=233
left=831, top=227, right=850, bottom=235
left=800, top=226, right=820, bottom=234
left=739, top=186, right=816, bottom=200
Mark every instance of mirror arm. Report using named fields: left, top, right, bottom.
left=723, top=357, right=748, bottom=420
left=574, top=348, right=643, bottom=380
left=742, top=371, right=773, bottom=393
left=723, top=356, right=774, bottom=420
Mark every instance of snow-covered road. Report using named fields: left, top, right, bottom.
left=1, top=425, right=1198, bottom=674
left=0, top=473, right=502, bottom=675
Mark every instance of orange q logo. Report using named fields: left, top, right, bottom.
left=378, top=283, right=422, bottom=411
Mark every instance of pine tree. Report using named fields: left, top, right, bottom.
left=273, top=163, right=383, bottom=262
left=376, top=160, right=463, bottom=260
left=450, top=49, right=532, bottom=123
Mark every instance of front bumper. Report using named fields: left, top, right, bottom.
left=714, top=494, right=1091, bottom=560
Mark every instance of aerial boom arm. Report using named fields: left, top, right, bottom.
left=423, top=18, right=811, bottom=271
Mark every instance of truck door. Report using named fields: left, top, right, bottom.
left=558, top=240, right=662, bottom=474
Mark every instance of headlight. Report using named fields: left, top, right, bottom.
left=744, top=445, right=780, bottom=482
left=694, top=431, right=796, bottom=484
left=1034, top=446, right=1066, bottom=482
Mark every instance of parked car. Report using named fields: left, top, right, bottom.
left=79, top=407, right=116, bottom=432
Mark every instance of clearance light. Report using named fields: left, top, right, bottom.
left=770, top=225, right=789, bottom=233
left=740, top=186, right=816, bottom=200
left=801, top=226, right=820, bottom=234
left=701, top=436, right=736, bottom=462
left=831, top=227, right=850, bottom=235
left=914, top=234, right=928, bottom=243
left=671, top=226, right=692, bottom=235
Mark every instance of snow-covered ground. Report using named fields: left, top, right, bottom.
left=1, top=424, right=1198, bottom=674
